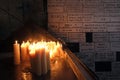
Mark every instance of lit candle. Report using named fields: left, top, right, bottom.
left=39, top=44, right=47, bottom=74
left=21, top=41, right=28, bottom=63
left=45, top=48, right=50, bottom=71
left=56, top=42, right=64, bottom=58
left=29, top=43, right=40, bottom=75
left=48, top=41, right=56, bottom=59
left=13, top=40, right=20, bottom=65
left=37, top=42, right=47, bottom=74
left=29, top=49, right=36, bottom=74
left=35, top=48, right=42, bottom=76
left=25, top=41, right=30, bottom=54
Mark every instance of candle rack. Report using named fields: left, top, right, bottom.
left=1, top=27, right=98, bottom=80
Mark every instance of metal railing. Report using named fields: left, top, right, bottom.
left=65, top=48, right=99, bottom=80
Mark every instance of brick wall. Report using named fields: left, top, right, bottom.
left=47, top=0, right=120, bottom=80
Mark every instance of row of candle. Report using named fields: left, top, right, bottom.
left=13, top=40, right=64, bottom=76
left=13, top=41, right=30, bottom=65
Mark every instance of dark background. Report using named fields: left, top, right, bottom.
left=0, top=0, right=47, bottom=52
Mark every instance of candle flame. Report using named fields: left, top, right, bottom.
left=20, top=40, right=63, bottom=59
left=15, top=40, right=18, bottom=44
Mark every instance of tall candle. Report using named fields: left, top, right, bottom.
left=13, top=40, right=20, bottom=65
left=21, top=41, right=27, bottom=62
left=25, top=41, right=30, bottom=55
left=36, top=42, right=48, bottom=74
left=45, top=49, right=50, bottom=71
left=40, top=47, right=47, bottom=74
left=35, top=48, right=42, bottom=76
left=29, top=49, right=36, bottom=74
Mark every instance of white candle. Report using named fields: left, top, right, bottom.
left=36, top=42, right=47, bottom=74
left=35, top=48, right=42, bottom=76
left=38, top=44, right=47, bottom=74
left=29, top=49, right=36, bottom=74
left=13, top=40, right=20, bottom=65
left=42, top=49, right=48, bottom=74
left=25, top=41, right=30, bottom=55
left=29, top=43, right=42, bottom=76
left=21, top=41, right=28, bottom=62
left=45, top=49, right=50, bottom=71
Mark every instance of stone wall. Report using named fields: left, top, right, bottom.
left=47, top=0, right=120, bottom=80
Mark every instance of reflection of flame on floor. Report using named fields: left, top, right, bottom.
left=22, top=72, right=32, bottom=80
left=50, top=58, right=77, bottom=80
left=19, top=57, right=77, bottom=80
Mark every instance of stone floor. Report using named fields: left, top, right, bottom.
left=0, top=53, right=77, bottom=80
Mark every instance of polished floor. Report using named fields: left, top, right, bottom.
left=0, top=53, right=77, bottom=80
